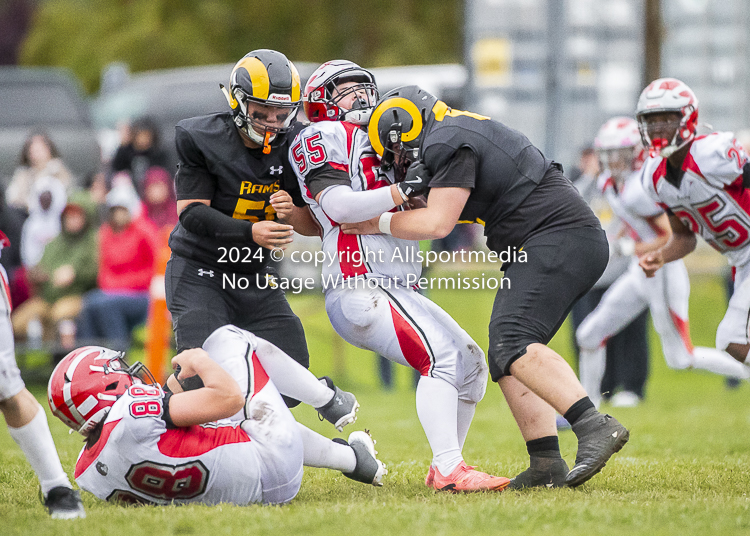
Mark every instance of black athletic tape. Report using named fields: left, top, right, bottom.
left=180, top=202, right=253, bottom=241
left=173, top=365, right=205, bottom=391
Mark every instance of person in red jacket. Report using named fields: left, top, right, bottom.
left=77, top=182, right=158, bottom=351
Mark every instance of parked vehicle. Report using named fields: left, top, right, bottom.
left=0, top=67, right=100, bottom=188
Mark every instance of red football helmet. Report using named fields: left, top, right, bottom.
left=48, top=346, right=155, bottom=436
left=636, top=78, right=699, bottom=158
left=304, top=60, right=378, bottom=125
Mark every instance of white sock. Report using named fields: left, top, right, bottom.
left=8, top=406, right=71, bottom=496
left=254, top=338, right=334, bottom=407
left=692, top=347, right=750, bottom=379
left=416, top=376, right=463, bottom=475
left=296, top=423, right=356, bottom=472
left=456, top=400, right=476, bottom=450
left=578, top=347, right=606, bottom=409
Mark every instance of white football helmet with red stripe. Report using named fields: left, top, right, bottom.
left=636, top=78, right=699, bottom=158
left=595, top=116, right=644, bottom=181
left=48, top=346, right=155, bottom=436
left=304, top=60, right=378, bottom=125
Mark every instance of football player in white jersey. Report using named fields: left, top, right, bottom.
left=577, top=117, right=750, bottom=407
left=637, top=78, right=750, bottom=367
left=47, top=325, right=386, bottom=506
left=289, top=60, right=508, bottom=492
left=0, top=230, right=85, bottom=519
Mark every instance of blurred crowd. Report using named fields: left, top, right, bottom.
left=0, top=117, right=177, bottom=359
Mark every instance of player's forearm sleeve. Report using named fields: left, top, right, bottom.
left=179, top=202, right=253, bottom=242
left=743, top=162, right=750, bottom=189
left=318, top=185, right=397, bottom=223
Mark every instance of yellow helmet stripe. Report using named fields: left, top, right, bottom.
left=290, top=62, right=301, bottom=102
left=367, top=97, right=423, bottom=156
left=234, top=56, right=269, bottom=100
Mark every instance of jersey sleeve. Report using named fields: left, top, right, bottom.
left=115, top=385, right=169, bottom=442
left=427, top=147, right=477, bottom=189
left=624, top=173, right=664, bottom=218
left=692, top=132, right=748, bottom=188
left=174, top=125, right=217, bottom=201
left=289, top=123, right=352, bottom=196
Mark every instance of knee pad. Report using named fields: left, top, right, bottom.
left=458, top=357, right=489, bottom=404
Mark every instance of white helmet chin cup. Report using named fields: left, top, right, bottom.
left=341, top=108, right=373, bottom=126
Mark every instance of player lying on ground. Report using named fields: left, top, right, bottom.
left=47, top=325, right=386, bottom=505
left=290, top=60, right=508, bottom=492
left=636, top=78, right=750, bottom=369
left=577, top=117, right=750, bottom=406
left=343, top=86, right=630, bottom=488
left=0, top=230, right=85, bottom=519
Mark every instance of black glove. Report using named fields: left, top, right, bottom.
left=396, top=160, right=431, bottom=199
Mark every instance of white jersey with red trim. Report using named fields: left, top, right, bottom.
left=289, top=121, right=421, bottom=287
left=74, top=384, right=263, bottom=505
left=641, top=131, right=750, bottom=266
left=599, top=170, right=664, bottom=243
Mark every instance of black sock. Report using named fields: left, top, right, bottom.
left=526, top=436, right=560, bottom=458
left=563, top=396, right=596, bottom=426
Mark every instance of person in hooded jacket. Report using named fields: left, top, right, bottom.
left=11, top=191, right=99, bottom=350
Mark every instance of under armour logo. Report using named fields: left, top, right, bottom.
left=270, top=166, right=283, bottom=175
left=198, top=269, right=214, bottom=277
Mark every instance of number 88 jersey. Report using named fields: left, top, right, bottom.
left=74, top=384, right=263, bottom=505
left=641, top=131, right=750, bottom=267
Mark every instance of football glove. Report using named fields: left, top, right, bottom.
left=396, top=161, right=431, bottom=199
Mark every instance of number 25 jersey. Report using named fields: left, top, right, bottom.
left=74, top=384, right=263, bottom=505
left=641, top=131, right=750, bottom=267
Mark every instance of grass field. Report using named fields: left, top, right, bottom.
left=2, top=272, right=750, bottom=535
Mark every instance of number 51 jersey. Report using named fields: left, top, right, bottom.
left=74, top=384, right=263, bottom=505
left=641, top=131, right=750, bottom=267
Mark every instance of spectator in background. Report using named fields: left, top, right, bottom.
left=110, top=116, right=169, bottom=194
left=6, top=132, right=73, bottom=212
left=82, top=169, right=109, bottom=225
left=141, top=166, right=178, bottom=231
left=77, top=182, right=157, bottom=351
left=10, top=192, right=99, bottom=352
left=20, top=176, right=67, bottom=269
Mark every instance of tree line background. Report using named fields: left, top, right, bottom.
left=2, top=0, right=463, bottom=94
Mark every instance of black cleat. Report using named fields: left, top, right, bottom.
left=509, top=456, right=569, bottom=490
left=333, top=431, right=387, bottom=486
left=316, top=376, right=359, bottom=432
left=566, top=409, right=629, bottom=487
left=44, top=486, right=86, bottom=519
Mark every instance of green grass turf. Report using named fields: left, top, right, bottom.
left=3, top=272, right=750, bottom=535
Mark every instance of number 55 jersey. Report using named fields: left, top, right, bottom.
left=641, top=131, right=750, bottom=267
left=74, top=384, right=264, bottom=505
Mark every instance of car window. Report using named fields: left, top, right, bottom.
left=0, top=83, right=88, bottom=127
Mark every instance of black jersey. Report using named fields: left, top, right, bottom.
left=422, top=110, right=600, bottom=250
left=169, top=113, right=305, bottom=273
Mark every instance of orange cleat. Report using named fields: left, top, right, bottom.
left=431, top=461, right=510, bottom=493
left=425, top=465, right=435, bottom=487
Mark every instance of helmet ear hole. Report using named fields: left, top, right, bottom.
left=105, top=381, right=119, bottom=391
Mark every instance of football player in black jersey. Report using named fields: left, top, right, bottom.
left=343, top=86, right=630, bottom=488
left=166, top=49, right=321, bottom=407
